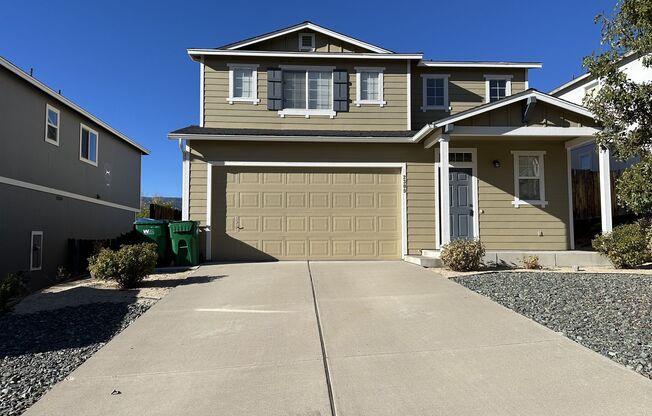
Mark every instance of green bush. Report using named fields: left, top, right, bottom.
left=440, top=239, right=485, bottom=272
left=592, top=222, right=651, bottom=268
left=0, top=273, right=24, bottom=311
left=88, top=243, right=158, bottom=289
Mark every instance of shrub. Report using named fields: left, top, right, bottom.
left=592, top=222, right=651, bottom=268
left=88, top=243, right=157, bottom=289
left=522, top=255, right=541, bottom=270
left=0, top=273, right=24, bottom=312
left=440, top=239, right=485, bottom=272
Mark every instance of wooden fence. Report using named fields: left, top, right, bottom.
left=571, top=169, right=626, bottom=220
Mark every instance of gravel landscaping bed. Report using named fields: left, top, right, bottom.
left=454, top=272, right=652, bottom=380
left=0, top=300, right=154, bottom=416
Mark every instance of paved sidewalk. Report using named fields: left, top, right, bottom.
left=25, top=261, right=652, bottom=416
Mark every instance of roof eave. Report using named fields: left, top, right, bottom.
left=419, top=61, right=543, bottom=69
left=187, top=49, right=422, bottom=60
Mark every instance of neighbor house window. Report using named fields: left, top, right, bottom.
left=485, top=75, right=512, bottom=102
left=512, top=151, right=547, bottom=207
left=227, top=64, right=259, bottom=104
left=298, top=33, right=315, bottom=51
left=30, top=231, right=43, bottom=271
left=421, top=74, right=449, bottom=111
left=45, top=104, right=60, bottom=145
left=79, top=124, right=98, bottom=166
left=278, top=66, right=335, bottom=117
left=355, top=67, right=385, bottom=106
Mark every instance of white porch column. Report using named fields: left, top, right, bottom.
left=598, top=146, right=613, bottom=234
left=439, top=136, right=451, bottom=245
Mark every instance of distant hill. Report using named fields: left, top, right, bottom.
left=141, top=196, right=182, bottom=210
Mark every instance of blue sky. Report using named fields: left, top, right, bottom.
left=2, top=0, right=615, bottom=197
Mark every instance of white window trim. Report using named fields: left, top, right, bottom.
left=511, top=151, right=547, bottom=208
left=354, top=67, right=386, bottom=107
left=45, top=104, right=60, bottom=146
left=298, top=32, right=316, bottom=52
left=484, top=75, right=513, bottom=103
left=30, top=231, right=43, bottom=271
left=277, top=65, right=336, bottom=118
left=79, top=124, right=99, bottom=167
left=421, top=74, right=450, bottom=111
left=227, top=64, right=260, bottom=105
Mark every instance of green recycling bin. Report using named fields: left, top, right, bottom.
left=134, top=218, right=169, bottom=262
left=168, top=221, right=200, bottom=266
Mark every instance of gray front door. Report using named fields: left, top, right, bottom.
left=449, top=168, right=474, bottom=240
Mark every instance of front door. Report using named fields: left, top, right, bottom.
left=449, top=168, right=474, bottom=240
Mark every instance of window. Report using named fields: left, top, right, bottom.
left=227, top=64, right=259, bottom=104
left=298, top=33, right=315, bottom=52
left=485, top=75, right=512, bottom=103
left=354, top=67, right=385, bottom=106
left=30, top=231, right=43, bottom=271
left=278, top=66, right=335, bottom=117
left=79, top=124, right=98, bottom=166
left=421, top=75, right=449, bottom=111
left=449, top=152, right=472, bottom=162
left=512, top=151, right=547, bottom=207
left=45, top=104, right=60, bottom=145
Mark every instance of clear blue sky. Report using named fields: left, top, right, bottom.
left=1, top=0, right=615, bottom=197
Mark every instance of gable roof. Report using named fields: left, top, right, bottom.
left=216, top=21, right=393, bottom=54
left=0, top=56, right=149, bottom=155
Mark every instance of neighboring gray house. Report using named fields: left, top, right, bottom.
left=0, top=56, right=149, bottom=289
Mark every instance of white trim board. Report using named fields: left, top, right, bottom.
left=189, top=49, right=422, bottom=61
left=0, top=175, right=140, bottom=212
left=168, top=133, right=414, bottom=143
left=420, top=61, right=542, bottom=69
left=205, top=161, right=408, bottom=258
left=0, top=57, right=149, bottom=154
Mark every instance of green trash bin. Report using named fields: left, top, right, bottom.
left=134, top=218, right=169, bottom=262
left=169, top=221, right=200, bottom=266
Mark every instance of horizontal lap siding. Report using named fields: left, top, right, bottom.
left=203, top=57, right=408, bottom=131
left=470, top=139, right=569, bottom=250
left=411, top=65, right=528, bottom=130
left=456, top=102, right=599, bottom=128
left=187, top=141, right=436, bottom=256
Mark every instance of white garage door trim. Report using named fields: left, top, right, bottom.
left=205, top=161, right=408, bottom=261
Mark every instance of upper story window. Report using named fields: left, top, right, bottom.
left=45, top=104, right=60, bottom=146
left=485, top=75, right=512, bottom=102
left=421, top=74, right=449, bottom=111
left=227, top=64, right=260, bottom=104
left=298, top=33, right=315, bottom=52
left=79, top=124, right=98, bottom=166
left=511, top=151, right=547, bottom=207
left=277, top=66, right=335, bottom=117
left=355, top=67, right=385, bottom=107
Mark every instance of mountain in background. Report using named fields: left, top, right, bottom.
left=141, top=196, right=182, bottom=210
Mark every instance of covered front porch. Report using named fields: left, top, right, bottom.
left=408, top=90, right=613, bottom=267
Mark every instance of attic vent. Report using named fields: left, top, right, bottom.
left=299, top=33, right=315, bottom=52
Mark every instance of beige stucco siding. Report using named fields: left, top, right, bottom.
left=187, top=141, right=436, bottom=256
left=203, top=57, right=409, bottom=131
left=464, top=139, right=570, bottom=250
left=411, top=66, right=528, bottom=130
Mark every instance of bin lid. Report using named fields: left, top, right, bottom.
left=169, top=221, right=197, bottom=233
left=134, top=218, right=169, bottom=225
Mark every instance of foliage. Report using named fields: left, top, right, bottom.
left=440, top=239, right=486, bottom=272
left=522, top=255, right=541, bottom=270
left=88, top=243, right=158, bottom=289
left=592, top=222, right=651, bottom=268
left=583, top=0, right=652, bottom=214
left=0, top=273, right=25, bottom=312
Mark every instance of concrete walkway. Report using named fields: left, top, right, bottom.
left=26, top=261, right=652, bottom=416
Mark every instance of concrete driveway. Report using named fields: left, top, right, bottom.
left=26, top=261, right=652, bottom=416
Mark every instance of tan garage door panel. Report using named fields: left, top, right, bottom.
left=212, top=167, right=402, bottom=260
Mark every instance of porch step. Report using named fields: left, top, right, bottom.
left=421, top=249, right=441, bottom=258
left=404, top=255, right=442, bottom=268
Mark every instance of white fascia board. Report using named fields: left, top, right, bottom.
left=451, top=126, right=599, bottom=137
left=433, top=91, right=595, bottom=127
left=166, top=133, right=414, bottom=143
left=224, top=22, right=393, bottom=54
left=188, top=49, right=422, bottom=61
left=0, top=57, right=149, bottom=155
left=419, top=61, right=542, bottom=69
left=549, top=72, right=593, bottom=95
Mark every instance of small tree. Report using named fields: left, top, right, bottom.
left=583, top=0, right=652, bottom=215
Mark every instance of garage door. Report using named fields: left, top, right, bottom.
left=212, top=166, right=402, bottom=261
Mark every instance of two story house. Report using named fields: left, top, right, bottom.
left=169, top=22, right=609, bottom=265
left=0, top=57, right=148, bottom=288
